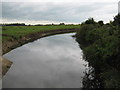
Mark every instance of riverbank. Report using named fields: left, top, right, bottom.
left=2, top=28, right=79, bottom=54
left=2, top=25, right=80, bottom=54
left=2, top=25, right=80, bottom=76
left=1, top=58, right=12, bottom=77
left=76, top=16, right=120, bottom=88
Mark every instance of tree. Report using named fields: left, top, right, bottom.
left=98, top=21, right=104, bottom=26
left=84, top=18, right=96, bottom=24
left=59, top=23, right=65, bottom=25
left=113, top=14, right=120, bottom=26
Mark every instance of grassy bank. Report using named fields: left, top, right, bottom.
left=2, top=25, right=79, bottom=42
left=76, top=15, right=120, bottom=88
left=2, top=25, right=80, bottom=54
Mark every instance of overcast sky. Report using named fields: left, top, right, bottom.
left=1, top=0, right=120, bottom=24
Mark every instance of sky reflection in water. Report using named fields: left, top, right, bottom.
left=3, top=33, right=88, bottom=88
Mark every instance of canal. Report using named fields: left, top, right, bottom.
left=3, top=33, right=88, bottom=88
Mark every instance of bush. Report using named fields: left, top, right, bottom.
left=84, top=18, right=96, bottom=24
left=76, top=17, right=120, bottom=88
left=113, top=14, right=120, bottom=26
left=98, top=21, right=104, bottom=26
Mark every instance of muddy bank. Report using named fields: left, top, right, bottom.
left=0, top=57, right=12, bottom=78
left=2, top=28, right=79, bottom=54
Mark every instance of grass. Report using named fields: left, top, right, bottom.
left=2, top=25, right=80, bottom=41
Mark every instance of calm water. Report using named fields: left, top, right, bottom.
left=3, top=33, right=88, bottom=88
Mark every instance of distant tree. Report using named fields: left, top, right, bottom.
left=84, top=18, right=96, bottom=24
left=113, top=14, right=120, bottom=26
left=106, top=23, right=110, bottom=25
left=4, top=23, right=26, bottom=26
left=98, top=21, right=104, bottom=26
left=59, top=23, right=65, bottom=25
left=52, top=23, right=54, bottom=25
left=109, top=20, right=113, bottom=25
left=35, top=24, right=43, bottom=26
left=28, top=24, right=31, bottom=26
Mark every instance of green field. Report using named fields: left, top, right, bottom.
left=2, top=25, right=80, bottom=42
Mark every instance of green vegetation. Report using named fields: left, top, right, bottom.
left=76, top=14, right=120, bottom=88
left=2, top=25, right=80, bottom=42
left=2, top=24, right=80, bottom=54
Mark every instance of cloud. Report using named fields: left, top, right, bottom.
left=2, top=0, right=120, bottom=2
left=2, top=1, right=118, bottom=24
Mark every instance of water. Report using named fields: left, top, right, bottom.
left=3, top=33, right=88, bottom=88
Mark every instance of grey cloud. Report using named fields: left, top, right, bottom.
left=2, top=2, right=117, bottom=23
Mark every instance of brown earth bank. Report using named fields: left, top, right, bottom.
left=2, top=28, right=79, bottom=54
left=2, top=58, right=12, bottom=76
left=0, top=57, right=12, bottom=78
left=2, top=28, right=79, bottom=76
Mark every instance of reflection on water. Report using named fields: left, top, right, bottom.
left=82, top=67, right=104, bottom=88
left=3, top=33, right=88, bottom=88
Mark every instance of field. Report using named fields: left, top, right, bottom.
left=1, top=25, right=80, bottom=54
left=2, top=25, right=80, bottom=42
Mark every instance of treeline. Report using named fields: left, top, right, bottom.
left=0, top=23, right=76, bottom=26
left=1, top=23, right=26, bottom=26
left=76, top=14, right=120, bottom=88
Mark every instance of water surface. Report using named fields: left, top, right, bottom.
left=3, top=33, right=88, bottom=88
